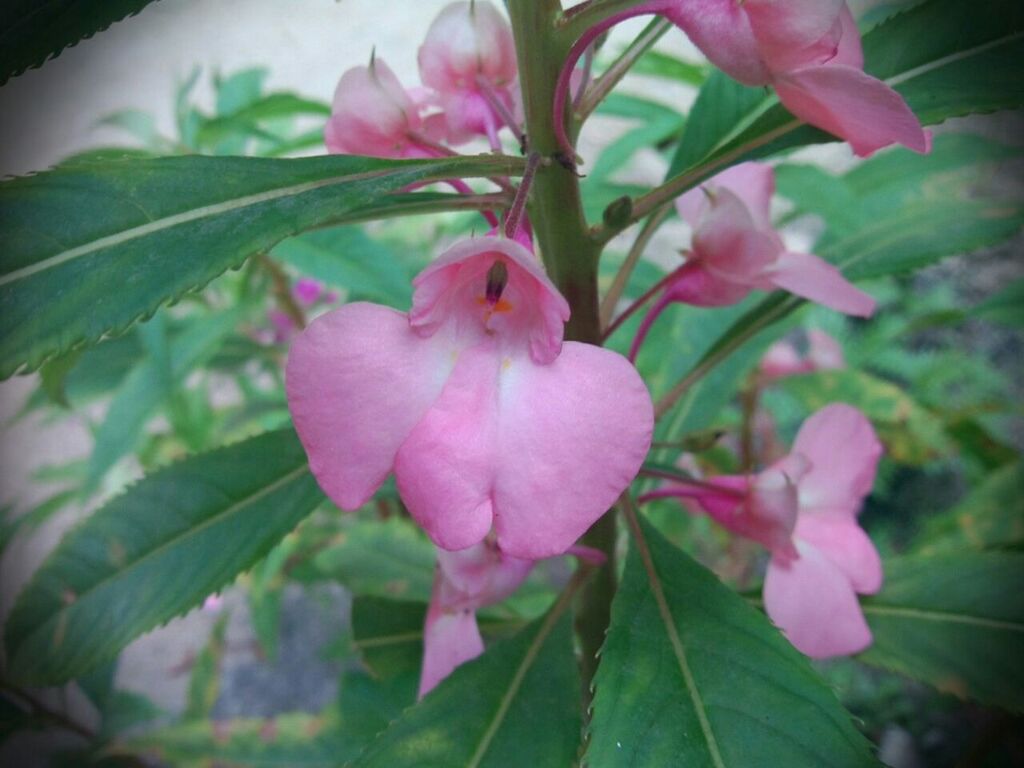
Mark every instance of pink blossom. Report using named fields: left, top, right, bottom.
left=657, top=1, right=928, bottom=156
left=760, top=329, right=845, bottom=382
left=286, top=233, right=653, bottom=559
left=324, top=56, right=445, bottom=158
left=418, top=540, right=604, bottom=696
left=293, top=277, right=324, bottom=307
left=630, top=163, right=873, bottom=359
left=418, top=1, right=520, bottom=147
left=650, top=404, right=883, bottom=657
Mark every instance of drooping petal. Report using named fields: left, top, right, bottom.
left=773, top=64, right=929, bottom=156
left=325, top=59, right=424, bottom=158
left=791, top=403, right=883, bottom=514
left=767, top=250, right=876, bottom=317
left=436, top=543, right=535, bottom=608
left=395, top=343, right=500, bottom=552
left=286, top=303, right=453, bottom=510
left=832, top=5, right=865, bottom=69
left=491, top=342, right=654, bottom=558
left=418, top=600, right=484, bottom=698
left=660, top=0, right=771, bottom=85
left=796, top=514, right=883, bottom=594
left=764, top=540, right=873, bottom=658
left=743, top=0, right=845, bottom=73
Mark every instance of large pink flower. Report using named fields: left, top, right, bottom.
left=657, top=0, right=928, bottom=156
left=630, top=163, right=873, bottom=359
left=418, top=1, right=520, bottom=147
left=286, top=233, right=653, bottom=560
left=324, top=56, right=445, bottom=158
left=649, top=404, right=883, bottom=657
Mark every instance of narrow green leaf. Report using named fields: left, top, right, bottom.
left=313, top=518, right=436, bottom=603
left=859, top=552, right=1024, bottom=712
left=0, top=1, right=157, bottom=84
left=271, top=226, right=414, bottom=307
left=352, top=608, right=580, bottom=768
left=0, top=153, right=521, bottom=378
left=85, top=307, right=244, bottom=492
left=913, top=463, right=1024, bottom=554
left=780, top=370, right=952, bottom=464
left=184, top=613, right=229, bottom=721
left=4, top=429, right=323, bottom=685
left=972, top=277, right=1024, bottom=327
left=114, top=710, right=349, bottom=767
left=587, top=514, right=878, bottom=767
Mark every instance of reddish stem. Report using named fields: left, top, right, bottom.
left=602, top=263, right=684, bottom=341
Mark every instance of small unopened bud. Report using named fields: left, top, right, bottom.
left=603, top=195, right=633, bottom=229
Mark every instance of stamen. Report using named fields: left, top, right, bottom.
left=485, top=260, right=509, bottom=306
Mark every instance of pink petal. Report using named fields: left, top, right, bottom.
left=764, top=541, right=873, bottom=658
left=326, top=59, right=422, bottom=158
left=744, top=0, right=845, bottom=73
left=436, top=543, right=535, bottom=609
left=773, top=64, right=929, bottom=156
left=791, top=404, right=883, bottom=514
left=285, top=303, right=453, bottom=510
left=665, top=261, right=754, bottom=307
left=418, top=1, right=517, bottom=95
left=767, top=251, right=876, bottom=317
left=807, top=328, right=845, bottom=370
left=661, top=0, right=771, bottom=85
left=692, top=188, right=782, bottom=284
left=418, top=601, right=484, bottom=698
left=492, top=342, right=654, bottom=558
left=760, top=339, right=808, bottom=381
left=676, top=162, right=776, bottom=232
left=796, top=515, right=883, bottom=594
left=410, top=235, right=569, bottom=365
left=832, top=6, right=864, bottom=69
left=394, top=343, right=500, bottom=553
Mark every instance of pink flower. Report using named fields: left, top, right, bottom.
left=650, top=404, right=883, bottom=657
left=293, top=277, right=324, bottom=307
left=324, top=56, right=445, bottom=158
left=418, top=1, right=520, bottom=147
left=657, top=1, right=928, bottom=156
left=759, top=329, right=845, bottom=382
left=286, top=233, right=653, bottom=559
left=418, top=541, right=604, bottom=696
left=630, top=163, right=873, bottom=359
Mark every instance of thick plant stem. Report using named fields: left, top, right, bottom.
left=507, top=0, right=612, bottom=712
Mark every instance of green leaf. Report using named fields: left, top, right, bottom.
left=4, top=429, right=323, bottom=685
left=85, top=307, right=245, bottom=493
left=587, top=514, right=878, bottom=767
left=665, top=0, right=1024, bottom=190
left=351, top=597, right=427, bottom=679
left=0, top=1, right=157, bottom=84
left=0, top=153, right=521, bottom=378
left=114, top=710, right=349, bottom=767
left=271, top=226, right=414, bottom=307
left=858, top=552, right=1024, bottom=712
left=184, top=612, right=229, bottom=721
left=913, top=463, right=1024, bottom=554
left=313, top=518, right=436, bottom=602
left=337, top=669, right=418, bottom=755
left=628, top=50, right=709, bottom=85
left=972, top=276, right=1024, bottom=327
left=352, top=608, right=580, bottom=768
left=780, top=370, right=952, bottom=464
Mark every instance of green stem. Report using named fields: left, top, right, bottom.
left=508, top=0, right=613, bottom=711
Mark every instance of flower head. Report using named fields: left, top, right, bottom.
left=672, top=162, right=875, bottom=315
left=658, top=1, right=928, bottom=156
left=660, top=404, right=883, bottom=657
left=324, top=55, right=444, bottom=158
left=286, top=232, right=653, bottom=559
left=418, top=1, right=520, bottom=145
